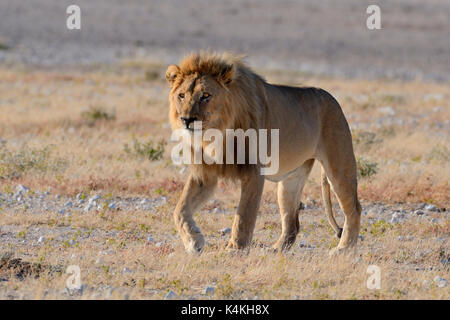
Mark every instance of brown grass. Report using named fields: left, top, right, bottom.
left=0, top=61, right=448, bottom=299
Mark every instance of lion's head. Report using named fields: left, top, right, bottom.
left=165, top=52, right=266, bottom=178
left=166, top=52, right=262, bottom=134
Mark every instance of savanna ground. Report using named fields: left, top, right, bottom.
left=0, top=60, right=448, bottom=299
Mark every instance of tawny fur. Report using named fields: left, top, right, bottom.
left=166, top=51, right=361, bottom=254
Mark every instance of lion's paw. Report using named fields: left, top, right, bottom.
left=184, top=234, right=205, bottom=255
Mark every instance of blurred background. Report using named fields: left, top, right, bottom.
left=0, top=0, right=449, bottom=81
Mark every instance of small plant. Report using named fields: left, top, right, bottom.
left=124, top=137, right=166, bottom=161
left=370, top=219, right=393, bottom=237
left=81, top=106, right=115, bottom=124
left=0, top=42, right=9, bottom=50
left=0, top=144, right=67, bottom=179
left=144, top=69, right=160, bottom=81
left=356, top=156, right=378, bottom=178
left=352, top=131, right=382, bottom=150
left=16, top=231, right=27, bottom=239
left=426, top=144, right=449, bottom=163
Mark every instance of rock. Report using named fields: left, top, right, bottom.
left=122, top=268, right=133, bottom=274
left=414, top=210, right=425, bottom=216
left=164, top=290, right=177, bottom=299
left=433, top=276, right=447, bottom=288
left=89, top=195, right=101, bottom=204
left=155, top=242, right=163, bottom=248
left=57, top=209, right=66, bottom=215
left=424, top=204, right=439, bottom=212
left=108, top=203, right=116, bottom=210
left=55, top=194, right=61, bottom=200
left=298, top=240, right=307, bottom=247
left=352, top=256, right=362, bottom=264
left=16, top=184, right=29, bottom=194
left=390, top=216, right=399, bottom=224
left=202, top=286, right=215, bottom=296
left=84, top=203, right=94, bottom=212
left=76, top=193, right=82, bottom=200
left=69, top=240, right=76, bottom=246
left=379, top=106, right=395, bottom=116
left=422, top=279, right=431, bottom=288
left=147, top=236, right=154, bottom=242
left=424, top=93, right=445, bottom=102
left=398, top=236, right=414, bottom=241
left=64, top=201, right=73, bottom=207
left=220, top=227, right=231, bottom=235
left=38, top=236, right=45, bottom=243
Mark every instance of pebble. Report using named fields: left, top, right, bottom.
left=155, top=242, right=163, bottom=248
left=84, top=203, right=94, bottom=212
left=398, top=236, right=414, bottom=241
left=89, top=195, right=101, bottom=203
left=424, top=204, right=439, bottom=212
left=414, top=210, right=425, bottom=216
left=147, top=236, right=154, bottom=242
left=55, top=194, right=61, bottom=200
left=433, top=276, right=447, bottom=288
left=164, top=290, right=177, bottom=299
left=202, top=286, right=215, bottom=296
left=108, top=203, right=116, bottom=210
left=38, top=236, right=45, bottom=243
left=64, top=201, right=73, bottom=207
left=220, top=227, right=231, bottom=235
left=122, top=268, right=133, bottom=274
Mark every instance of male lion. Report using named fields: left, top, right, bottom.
left=166, top=52, right=361, bottom=255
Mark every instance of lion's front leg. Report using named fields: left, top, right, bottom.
left=227, top=172, right=265, bottom=250
left=174, top=173, right=217, bottom=254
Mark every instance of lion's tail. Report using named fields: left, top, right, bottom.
left=321, top=167, right=343, bottom=238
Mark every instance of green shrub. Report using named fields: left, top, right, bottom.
left=81, top=106, right=115, bottom=124
left=124, top=137, right=166, bottom=161
left=0, top=144, right=68, bottom=179
left=356, top=156, right=378, bottom=178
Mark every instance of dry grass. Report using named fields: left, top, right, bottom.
left=0, top=205, right=448, bottom=299
left=1, top=63, right=448, bottom=204
left=0, top=61, right=448, bottom=299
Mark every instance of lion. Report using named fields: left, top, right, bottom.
left=166, top=52, right=361, bottom=255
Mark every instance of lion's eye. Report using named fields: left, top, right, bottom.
left=200, top=93, right=211, bottom=101
left=178, top=93, right=185, bottom=99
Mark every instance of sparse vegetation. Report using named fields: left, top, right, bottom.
left=124, top=137, right=166, bottom=161
left=81, top=106, right=115, bottom=124
left=356, top=157, right=378, bottom=178
left=0, top=144, right=67, bottom=179
left=0, top=64, right=448, bottom=300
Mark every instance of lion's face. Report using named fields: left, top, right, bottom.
left=166, top=59, right=235, bottom=133
left=170, top=74, right=227, bottom=132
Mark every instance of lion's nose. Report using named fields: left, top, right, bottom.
left=181, top=117, right=197, bottom=128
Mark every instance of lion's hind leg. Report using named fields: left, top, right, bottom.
left=319, top=157, right=361, bottom=255
left=273, top=159, right=315, bottom=252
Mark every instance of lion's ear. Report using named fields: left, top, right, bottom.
left=165, top=65, right=180, bottom=86
left=218, top=64, right=235, bottom=86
